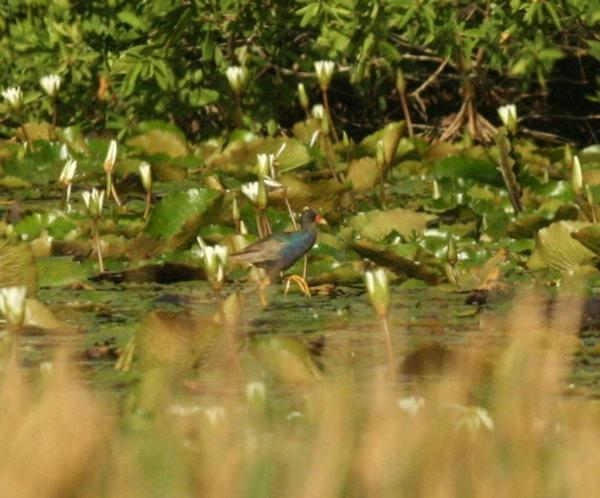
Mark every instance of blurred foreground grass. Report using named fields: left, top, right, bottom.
left=1, top=289, right=600, bottom=498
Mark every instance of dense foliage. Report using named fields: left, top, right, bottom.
left=1, top=0, right=599, bottom=141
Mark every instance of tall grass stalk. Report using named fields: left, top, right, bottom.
left=0, top=289, right=598, bottom=498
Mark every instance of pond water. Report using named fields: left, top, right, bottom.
left=7, top=280, right=599, bottom=404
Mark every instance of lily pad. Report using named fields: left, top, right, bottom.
left=209, top=137, right=310, bottom=174
left=528, top=221, right=597, bottom=272
left=432, top=156, right=503, bottom=187
left=350, top=208, right=435, bottom=241
left=572, top=224, right=600, bottom=256
left=143, top=188, right=222, bottom=251
left=36, top=256, right=90, bottom=288
left=127, top=127, right=189, bottom=158
left=347, top=157, right=379, bottom=191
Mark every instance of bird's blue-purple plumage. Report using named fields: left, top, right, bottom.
left=230, top=209, right=320, bottom=277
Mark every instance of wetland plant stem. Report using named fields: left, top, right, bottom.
left=381, top=314, right=394, bottom=374
left=143, top=191, right=151, bottom=220
left=321, top=89, right=339, bottom=143
left=92, top=219, right=105, bottom=273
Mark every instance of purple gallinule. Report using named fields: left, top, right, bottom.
left=230, top=208, right=325, bottom=295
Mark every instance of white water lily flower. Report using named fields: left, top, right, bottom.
left=245, top=381, right=266, bottom=404
left=311, top=104, right=325, bottom=120
left=139, top=161, right=152, bottom=192
left=455, top=405, right=495, bottom=433
left=397, top=396, right=426, bottom=417
left=0, top=286, right=27, bottom=326
left=82, top=188, right=104, bottom=217
left=59, top=159, right=77, bottom=185
left=2, top=86, right=23, bottom=110
left=103, top=139, right=117, bottom=173
left=200, top=244, right=228, bottom=285
left=497, top=104, right=518, bottom=134
left=241, top=181, right=260, bottom=203
left=314, top=60, right=335, bottom=89
left=214, top=244, right=229, bottom=265
left=365, top=267, right=390, bottom=317
left=204, top=406, right=226, bottom=425
left=40, top=74, right=61, bottom=97
left=225, top=66, right=247, bottom=94
left=59, top=143, right=70, bottom=161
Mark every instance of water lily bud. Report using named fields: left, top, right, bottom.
left=432, top=179, right=441, bottom=200
left=256, top=178, right=268, bottom=210
left=497, top=104, right=518, bottom=135
left=257, top=153, right=275, bottom=178
left=226, top=66, right=246, bottom=94
left=564, top=144, right=573, bottom=167
left=232, top=196, right=240, bottom=224
left=446, top=234, right=457, bottom=266
left=571, top=155, right=583, bottom=193
left=395, top=69, right=406, bottom=95
left=40, top=74, right=61, bottom=97
left=364, top=267, right=390, bottom=317
left=2, top=86, right=23, bottom=111
left=0, top=286, right=27, bottom=327
left=239, top=220, right=248, bottom=235
left=585, top=183, right=595, bottom=208
left=82, top=188, right=105, bottom=217
left=314, top=60, right=335, bottom=90
left=103, top=139, right=117, bottom=174
left=59, top=143, right=70, bottom=161
left=298, top=82, right=309, bottom=111
left=342, top=130, right=350, bottom=148
left=139, top=161, right=152, bottom=193
left=201, top=245, right=219, bottom=276
left=59, top=158, right=77, bottom=186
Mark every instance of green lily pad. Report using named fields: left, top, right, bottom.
left=127, top=126, right=189, bottom=158
left=350, top=208, right=435, bottom=241
left=36, top=256, right=90, bottom=288
left=251, top=336, right=322, bottom=383
left=347, top=157, right=379, bottom=191
left=143, top=187, right=222, bottom=251
left=572, top=224, right=600, bottom=255
left=529, top=221, right=597, bottom=272
left=210, top=137, right=310, bottom=174
left=432, top=156, right=503, bottom=187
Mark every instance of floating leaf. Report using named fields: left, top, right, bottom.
left=350, top=208, right=435, bottom=241
left=209, top=137, right=310, bottom=174
left=432, top=156, right=503, bottom=186
left=127, top=127, right=189, bottom=158
left=528, top=221, right=596, bottom=272
left=347, top=157, right=379, bottom=191
left=36, top=256, right=90, bottom=288
left=142, top=188, right=222, bottom=252
left=572, top=224, right=600, bottom=256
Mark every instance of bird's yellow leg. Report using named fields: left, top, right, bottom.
left=284, top=274, right=311, bottom=297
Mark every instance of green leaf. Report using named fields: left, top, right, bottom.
left=432, top=156, right=503, bottom=186
left=145, top=188, right=222, bottom=250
